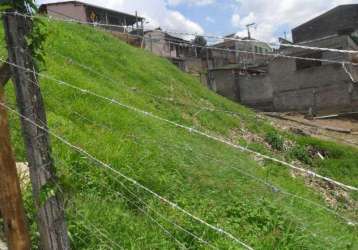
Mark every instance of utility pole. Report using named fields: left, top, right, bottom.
left=246, top=23, right=256, bottom=40
left=0, top=67, right=31, bottom=250
left=135, top=11, right=139, bottom=32
left=3, top=11, right=70, bottom=250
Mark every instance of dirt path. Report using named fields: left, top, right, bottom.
left=263, top=112, right=358, bottom=148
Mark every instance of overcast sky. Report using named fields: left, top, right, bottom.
left=37, top=0, right=358, bottom=42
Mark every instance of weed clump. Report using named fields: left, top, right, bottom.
left=290, top=145, right=312, bottom=165
left=265, top=131, right=284, bottom=151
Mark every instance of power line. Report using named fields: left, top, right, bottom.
left=6, top=11, right=358, bottom=55
left=157, top=39, right=357, bottom=67
left=2, top=11, right=358, bottom=67
left=161, top=29, right=358, bottom=54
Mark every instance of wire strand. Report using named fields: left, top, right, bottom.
left=3, top=11, right=358, bottom=66
left=1, top=57, right=356, bottom=192
left=46, top=95, right=355, bottom=225
left=0, top=101, right=254, bottom=250
left=5, top=11, right=358, bottom=55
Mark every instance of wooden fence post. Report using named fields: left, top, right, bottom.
left=0, top=82, right=31, bottom=250
left=3, top=11, right=70, bottom=250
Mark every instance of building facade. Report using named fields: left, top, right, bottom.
left=205, top=35, right=273, bottom=69
left=143, top=30, right=201, bottom=72
left=204, top=35, right=274, bottom=110
left=206, top=5, right=358, bottom=114
left=39, top=1, right=144, bottom=34
left=269, top=35, right=358, bottom=114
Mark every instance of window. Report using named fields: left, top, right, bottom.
left=296, top=52, right=322, bottom=71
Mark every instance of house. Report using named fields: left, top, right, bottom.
left=206, top=64, right=273, bottom=110
left=39, top=1, right=145, bottom=34
left=268, top=5, right=358, bottom=114
left=203, top=34, right=274, bottom=110
left=206, top=5, right=358, bottom=114
left=144, top=29, right=200, bottom=72
left=204, top=34, right=273, bottom=69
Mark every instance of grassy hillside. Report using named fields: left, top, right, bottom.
left=1, top=19, right=357, bottom=249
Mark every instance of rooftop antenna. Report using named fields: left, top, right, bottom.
left=246, top=22, right=256, bottom=39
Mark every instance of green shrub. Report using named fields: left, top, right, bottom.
left=291, top=145, right=312, bottom=165
left=265, top=131, right=284, bottom=151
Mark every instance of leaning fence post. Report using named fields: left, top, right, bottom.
left=3, top=10, right=71, bottom=250
left=0, top=82, right=31, bottom=250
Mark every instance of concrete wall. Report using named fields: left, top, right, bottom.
left=207, top=61, right=358, bottom=114
left=271, top=73, right=358, bottom=114
left=185, top=56, right=203, bottom=74
left=144, top=31, right=172, bottom=58
left=207, top=69, right=239, bottom=101
left=144, top=31, right=203, bottom=73
left=207, top=69, right=273, bottom=110
left=269, top=36, right=358, bottom=114
left=239, top=74, right=274, bottom=111
left=206, top=35, right=358, bottom=114
left=208, top=40, right=272, bottom=68
left=46, top=2, right=87, bottom=22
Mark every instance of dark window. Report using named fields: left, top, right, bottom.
left=296, top=52, right=322, bottom=71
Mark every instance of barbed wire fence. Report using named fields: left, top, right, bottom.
left=0, top=10, right=357, bottom=250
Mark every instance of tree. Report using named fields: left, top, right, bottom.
left=192, top=35, right=207, bottom=56
left=193, top=35, right=207, bottom=47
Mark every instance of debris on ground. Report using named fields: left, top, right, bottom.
left=290, top=161, right=357, bottom=215
left=263, top=112, right=358, bottom=148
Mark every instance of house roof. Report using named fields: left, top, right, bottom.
left=292, top=4, right=358, bottom=43
left=293, top=5, right=358, bottom=31
left=144, top=29, right=191, bottom=44
left=39, top=1, right=144, bottom=25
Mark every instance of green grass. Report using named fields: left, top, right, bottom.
left=1, top=18, right=357, bottom=249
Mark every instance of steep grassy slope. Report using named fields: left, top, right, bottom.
left=1, top=19, right=357, bottom=249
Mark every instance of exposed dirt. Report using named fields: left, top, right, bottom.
left=228, top=117, right=357, bottom=218
left=264, top=112, right=358, bottom=148
left=261, top=113, right=358, bottom=217
left=289, top=161, right=357, bottom=222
